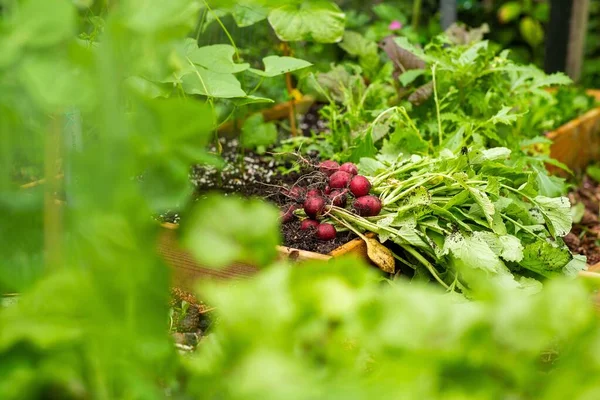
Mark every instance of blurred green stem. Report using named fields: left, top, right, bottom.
left=412, top=0, right=422, bottom=30
left=44, top=116, right=62, bottom=272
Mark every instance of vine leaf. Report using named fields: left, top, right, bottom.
left=268, top=1, right=346, bottom=43
left=249, top=56, right=312, bottom=77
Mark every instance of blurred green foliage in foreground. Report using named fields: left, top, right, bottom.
left=2, top=1, right=600, bottom=399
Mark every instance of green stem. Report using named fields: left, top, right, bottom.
left=397, top=106, right=422, bottom=140
left=332, top=214, right=417, bottom=273
left=330, top=214, right=368, bottom=241
left=412, top=0, right=423, bottom=30
left=432, top=63, right=443, bottom=147
left=499, top=183, right=534, bottom=202
left=195, top=7, right=207, bottom=43
left=248, top=76, right=265, bottom=95
left=401, top=244, right=449, bottom=289
left=203, top=0, right=239, bottom=60
left=372, top=158, right=438, bottom=187
left=503, top=214, right=545, bottom=239
left=383, top=175, right=438, bottom=205
left=392, top=252, right=417, bottom=270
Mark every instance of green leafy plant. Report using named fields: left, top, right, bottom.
left=325, top=147, right=585, bottom=292
left=180, top=259, right=600, bottom=399
left=389, top=34, right=572, bottom=149
left=207, top=0, right=346, bottom=44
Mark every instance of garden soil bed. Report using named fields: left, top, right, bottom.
left=566, top=175, right=600, bottom=265
left=159, top=106, right=356, bottom=255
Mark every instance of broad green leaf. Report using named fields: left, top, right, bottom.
left=570, top=202, right=585, bottom=224
left=348, top=132, right=377, bottom=163
left=188, top=44, right=250, bottom=74
left=182, top=195, right=281, bottom=268
left=533, top=165, right=567, bottom=197
left=338, top=31, right=378, bottom=59
left=358, top=158, right=386, bottom=175
left=395, top=186, right=431, bottom=216
left=470, top=147, right=512, bottom=164
left=230, top=96, right=274, bottom=106
left=398, top=69, right=425, bottom=87
left=485, top=177, right=500, bottom=196
left=443, top=232, right=528, bottom=291
left=249, top=56, right=312, bottom=77
left=563, top=254, right=587, bottom=277
left=458, top=41, right=488, bottom=66
left=534, top=196, right=572, bottom=237
left=488, top=106, right=519, bottom=125
left=380, top=127, right=428, bottom=160
left=125, top=76, right=169, bottom=98
left=240, top=114, right=278, bottom=151
left=444, top=190, right=471, bottom=211
left=232, top=4, right=269, bottom=27
left=517, top=173, right=539, bottom=198
left=531, top=154, right=572, bottom=174
left=519, top=239, right=572, bottom=277
left=442, top=232, right=506, bottom=274
left=456, top=176, right=495, bottom=229
left=391, top=227, right=430, bottom=249
left=268, top=1, right=346, bottom=43
left=498, top=234, right=524, bottom=262
left=529, top=72, right=572, bottom=89
left=477, top=232, right=524, bottom=262
left=181, top=68, right=247, bottom=98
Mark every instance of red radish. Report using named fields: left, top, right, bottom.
left=280, top=204, right=299, bottom=223
left=283, top=186, right=305, bottom=202
left=329, top=189, right=347, bottom=207
left=306, top=188, right=321, bottom=198
left=329, top=171, right=352, bottom=189
left=354, top=195, right=382, bottom=217
left=349, top=175, right=371, bottom=197
left=316, top=223, right=337, bottom=240
left=339, top=162, right=358, bottom=175
left=324, top=186, right=332, bottom=195
left=300, top=219, right=319, bottom=230
left=319, top=160, right=340, bottom=176
left=304, top=196, right=326, bottom=219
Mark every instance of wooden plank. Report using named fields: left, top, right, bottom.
left=276, top=246, right=332, bottom=262
left=566, top=0, right=591, bottom=82
left=547, top=90, right=600, bottom=173
left=160, top=222, right=370, bottom=291
left=218, top=96, right=315, bottom=136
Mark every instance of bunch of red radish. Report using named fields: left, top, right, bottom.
left=280, top=160, right=382, bottom=241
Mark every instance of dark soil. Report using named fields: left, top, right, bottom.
left=566, top=175, right=600, bottom=265
left=299, top=103, right=328, bottom=136
left=158, top=108, right=357, bottom=254
left=282, top=219, right=355, bottom=254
